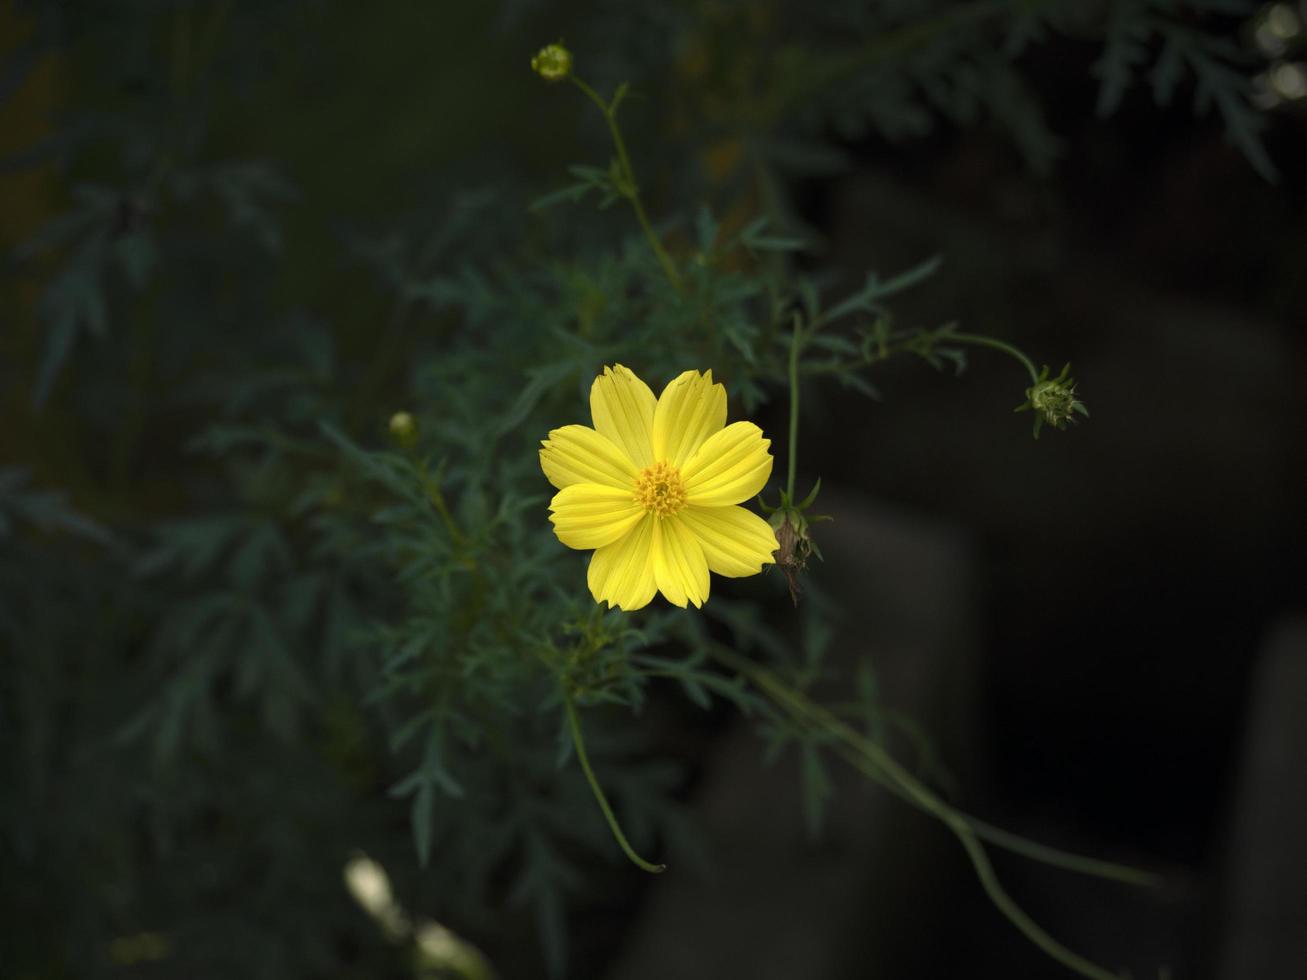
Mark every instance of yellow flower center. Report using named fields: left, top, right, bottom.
left=634, top=461, right=686, bottom=517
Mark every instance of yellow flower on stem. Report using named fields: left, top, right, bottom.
left=540, top=365, right=779, bottom=611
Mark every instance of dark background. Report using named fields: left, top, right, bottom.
left=2, top=1, right=1305, bottom=978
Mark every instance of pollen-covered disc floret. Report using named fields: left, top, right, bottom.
left=540, top=364, right=780, bottom=611
left=635, top=461, right=686, bottom=517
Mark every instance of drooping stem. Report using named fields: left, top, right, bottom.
left=563, top=690, right=666, bottom=875
left=704, top=644, right=1134, bottom=980
left=948, top=332, right=1041, bottom=385
left=962, top=814, right=1159, bottom=889
left=571, top=76, right=682, bottom=293
left=833, top=738, right=1125, bottom=980
left=786, top=313, right=802, bottom=501
left=817, top=701, right=1157, bottom=887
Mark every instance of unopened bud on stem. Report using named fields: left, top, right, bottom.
left=531, top=43, right=573, bottom=82
left=388, top=411, right=418, bottom=447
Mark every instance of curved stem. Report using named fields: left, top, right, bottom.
left=963, top=815, right=1159, bottom=889
left=818, top=699, right=1155, bottom=886
left=797, top=329, right=1043, bottom=391
left=571, top=76, right=682, bottom=293
left=948, top=332, right=1041, bottom=384
left=705, top=645, right=1133, bottom=980
left=831, top=742, right=1124, bottom=979
left=809, top=711, right=1157, bottom=887
left=801, top=704, right=1122, bottom=980
left=563, top=691, right=666, bottom=874
left=845, top=742, right=1157, bottom=887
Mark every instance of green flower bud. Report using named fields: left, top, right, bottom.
left=531, top=43, right=573, bottom=82
left=388, top=411, right=418, bottom=447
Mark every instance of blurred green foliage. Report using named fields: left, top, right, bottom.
left=0, top=1, right=1273, bottom=977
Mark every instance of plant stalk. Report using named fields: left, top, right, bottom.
left=704, top=645, right=1136, bottom=980
left=572, top=77, right=682, bottom=293
left=564, top=690, right=666, bottom=875
left=948, top=331, right=1041, bottom=384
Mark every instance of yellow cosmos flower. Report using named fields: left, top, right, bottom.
left=540, top=365, right=779, bottom=611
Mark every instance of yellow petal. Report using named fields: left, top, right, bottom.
left=679, top=505, right=778, bottom=578
left=680, top=421, right=773, bottom=506
left=654, top=515, right=710, bottom=608
left=590, top=364, right=656, bottom=470
left=539, top=424, right=638, bottom=491
left=652, top=369, right=726, bottom=467
left=548, top=483, right=644, bottom=551
left=588, top=515, right=658, bottom=611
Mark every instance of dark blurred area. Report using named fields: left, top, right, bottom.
left=2, top=1, right=1305, bottom=978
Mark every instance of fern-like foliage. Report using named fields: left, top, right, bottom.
left=1, top=1, right=1263, bottom=977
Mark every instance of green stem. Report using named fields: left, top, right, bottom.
left=948, top=332, right=1041, bottom=384
left=962, top=815, right=1160, bottom=889
left=786, top=313, right=802, bottom=501
left=563, top=691, right=666, bottom=874
left=799, top=328, right=1044, bottom=389
left=851, top=745, right=1156, bottom=888
left=705, top=645, right=1132, bottom=980
left=428, top=484, right=462, bottom=545
left=812, top=704, right=1156, bottom=887
left=571, top=76, right=682, bottom=293
left=350, top=296, right=411, bottom=427
left=834, top=740, right=1124, bottom=980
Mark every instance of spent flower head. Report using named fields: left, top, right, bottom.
left=388, top=410, right=418, bottom=447
left=531, top=42, right=573, bottom=82
left=760, top=480, right=829, bottom=606
left=540, top=365, right=779, bottom=611
left=1015, top=363, right=1089, bottom=438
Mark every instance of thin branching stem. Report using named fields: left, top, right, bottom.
left=427, top=483, right=464, bottom=546
left=571, top=77, right=682, bottom=293
left=563, top=690, right=666, bottom=875
left=806, top=703, right=1156, bottom=886
left=962, top=815, right=1160, bottom=889
left=949, top=331, right=1041, bottom=384
left=841, top=741, right=1157, bottom=887
left=797, top=325, right=1046, bottom=394
left=705, top=644, right=1139, bottom=980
